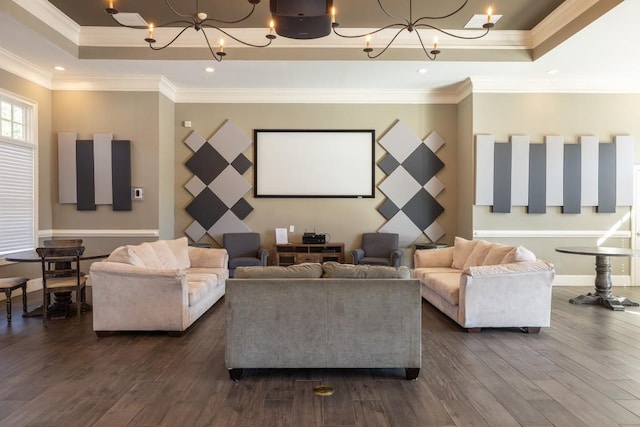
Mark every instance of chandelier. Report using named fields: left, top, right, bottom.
left=331, top=0, right=496, bottom=60
left=105, top=0, right=276, bottom=62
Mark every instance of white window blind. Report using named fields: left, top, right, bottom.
left=0, top=94, right=35, bottom=255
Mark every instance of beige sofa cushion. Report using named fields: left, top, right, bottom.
left=188, top=246, right=228, bottom=269
left=322, top=262, right=411, bottom=279
left=235, top=263, right=323, bottom=278
left=422, top=272, right=462, bottom=305
left=414, top=247, right=453, bottom=268
left=452, top=237, right=479, bottom=270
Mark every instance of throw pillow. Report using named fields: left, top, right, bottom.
left=501, top=246, right=537, bottom=264
left=452, top=237, right=479, bottom=270
left=414, top=246, right=453, bottom=268
left=234, top=263, right=323, bottom=279
left=322, top=262, right=411, bottom=279
left=148, top=240, right=181, bottom=269
left=462, top=240, right=493, bottom=271
left=106, top=245, right=144, bottom=266
left=482, top=243, right=514, bottom=265
left=164, top=237, right=191, bottom=269
left=128, top=242, right=165, bottom=269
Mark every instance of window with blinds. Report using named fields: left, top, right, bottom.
left=0, top=92, right=35, bottom=255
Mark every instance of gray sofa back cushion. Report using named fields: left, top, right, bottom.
left=234, top=263, right=323, bottom=278
left=322, top=262, right=411, bottom=279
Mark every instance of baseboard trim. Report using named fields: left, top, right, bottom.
left=473, top=230, right=631, bottom=238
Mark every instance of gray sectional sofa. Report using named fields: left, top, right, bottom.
left=225, top=262, right=422, bottom=380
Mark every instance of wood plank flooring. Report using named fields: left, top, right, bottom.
left=2, top=286, right=640, bottom=426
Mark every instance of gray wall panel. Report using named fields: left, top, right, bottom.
left=475, top=134, right=494, bottom=205
left=112, top=140, right=132, bottom=211
left=597, top=143, right=616, bottom=213
left=528, top=143, right=546, bottom=213
left=76, top=140, right=96, bottom=211
left=580, top=135, right=599, bottom=207
left=563, top=144, right=581, bottom=214
left=492, top=142, right=512, bottom=213
left=545, top=136, right=564, bottom=206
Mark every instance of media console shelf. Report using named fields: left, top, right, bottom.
left=275, top=243, right=345, bottom=266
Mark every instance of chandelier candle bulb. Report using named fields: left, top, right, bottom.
left=219, top=39, right=224, bottom=53
left=108, top=0, right=114, bottom=9
left=331, top=6, right=336, bottom=24
left=487, top=7, right=492, bottom=24
left=366, top=35, right=371, bottom=49
left=148, top=23, right=154, bottom=39
left=269, top=20, right=274, bottom=35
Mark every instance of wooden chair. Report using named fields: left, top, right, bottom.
left=36, top=245, right=87, bottom=325
left=0, top=277, right=28, bottom=323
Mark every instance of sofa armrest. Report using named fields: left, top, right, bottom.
left=458, top=261, right=555, bottom=329
left=414, top=246, right=453, bottom=268
left=464, top=260, right=554, bottom=277
left=351, top=248, right=364, bottom=263
left=188, top=247, right=229, bottom=269
left=89, top=261, right=190, bottom=332
left=390, top=249, right=404, bottom=267
left=257, top=248, right=269, bottom=265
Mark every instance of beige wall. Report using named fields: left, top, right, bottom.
left=51, top=91, right=162, bottom=232
left=174, top=103, right=458, bottom=264
left=470, top=93, right=640, bottom=276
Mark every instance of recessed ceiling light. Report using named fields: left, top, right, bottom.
left=546, top=69, right=559, bottom=75
left=417, top=68, right=428, bottom=74
left=53, top=66, right=65, bottom=71
left=204, top=67, right=215, bottom=73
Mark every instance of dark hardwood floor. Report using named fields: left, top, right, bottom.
left=2, top=286, right=640, bottom=426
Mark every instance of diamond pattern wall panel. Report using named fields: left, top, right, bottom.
left=184, top=120, right=254, bottom=244
left=377, top=122, right=446, bottom=248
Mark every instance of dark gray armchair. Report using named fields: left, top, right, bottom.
left=223, top=232, right=269, bottom=277
left=351, top=232, right=403, bottom=267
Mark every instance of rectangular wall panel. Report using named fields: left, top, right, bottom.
left=615, top=135, right=634, bottom=206
left=545, top=136, right=564, bottom=206
left=563, top=144, right=581, bottom=214
left=598, top=143, right=616, bottom=213
left=58, top=133, right=77, bottom=204
left=93, top=133, right=113, bottom=205
left=580, top=135, right=599, bottom=206
left=528, top=143, right=546, bottom=213
left=492, top=142, right=512, bottom=213
left=112, top=140, right=132, bottom=211
left=510, top=135, right=530, bottom=206
left=76, top=140, right=96, bottom=211
left=475, top=134, right=495, bottom=205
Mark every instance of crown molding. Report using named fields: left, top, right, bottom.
left=52, top=75, right=177, bottom=100
left=470, top=76, right=640, bottom=94
left=0, top=46, right=53, bottom=89
left=173, top=87, right=463, bottom=104
left=530, top=0, right=606, bottom=48
left=11, top=0, right=80, bottom=45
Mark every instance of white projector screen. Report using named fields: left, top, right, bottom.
left=254, top=130, right=375, bottom=198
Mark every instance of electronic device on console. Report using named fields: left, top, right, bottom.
left=302, top=232, right=327, bottom=244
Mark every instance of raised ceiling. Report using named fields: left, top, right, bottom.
left=0, top=0, right=638, bottom=100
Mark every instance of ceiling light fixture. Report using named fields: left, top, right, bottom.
left=331, top=0, right=496, bottom=60
left=105, top=0, right=276, bottom=62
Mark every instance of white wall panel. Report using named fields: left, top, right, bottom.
left=615, top=135, right=634, bottom=206
left=510, top=135, right=530, bottom=206
left=93, top=133, right=113, bottom=205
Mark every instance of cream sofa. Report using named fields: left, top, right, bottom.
left=225, top=262, right=422, bottom=380
left=89, top=237, right=228, bottom=336
left=414, top=237, right=555, bottom=333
